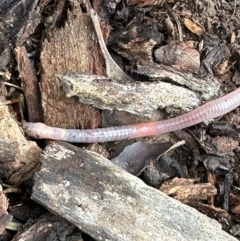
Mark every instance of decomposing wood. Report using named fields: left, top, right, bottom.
left=203, top=136, right=239, bottom=156
left=208, top=122, right=239, bottom=139
left=0, top=101, right=42, bottom=186
left=32, top=141, right=237, bottom=241
left=40, top=7, right=102, bottom=128
left=16, top=0, right=41, bottom=46
left=126, top=0, right=166, bottom=7
left=160, top=177, right=217, bottom=202
left=58, top=72, right=201, bottom=117
left=11, top=213, right=82, bottom=241
left=0, top=185, right=12, bottom=234
left=108, top=15, right=162, bottom=63
left=0, top=0, right=40, bottom=51
left=199, top=45, right=230, bottom=77
left=15, top=46, right=43, bottom=122
left=142, top=150, right=186, bottom=187
left=41, top=0, right=67, bottom=32
left=154, top=41, right=200, bottom=74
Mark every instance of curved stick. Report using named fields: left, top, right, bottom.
left=23, top=88, right=240, bottom=143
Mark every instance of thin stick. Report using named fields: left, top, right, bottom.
left=90, top=9, right=133, bottom=82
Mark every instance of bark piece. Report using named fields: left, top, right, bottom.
left=199, top=45, right=230, bottom=77
left=0, top=139, right=18, bottom=162
left=58, top=72, right=201, bottom=117
left=203, top=136, right=239, bottom=156
left=160, top=177, right=217, bottom=202
left=133, top=63, right=221, bottom=100
left=109, top=16, right=162, bottom=63
left=16, top=0, right=41, bottom=46
left=183, top=18, right=204, bottom=37
left=0, top=0, right=40, bottom=51
left=40, top=8, right=102, bottom=128
left=0, top=48, right=11, bottom=74
left=0, top=101, right=42, bottom=186
left=0, top=185, right=12, bottom=234
left=208, top=122, right=239, bottom=139
left=12, top=213, right=82, bottom=241
left=142, top=154, right=184, bottom=187
left=15, top=46, right=43, bottom=122
left=154, top=41, right=200, bottom=74
left=32, top=141, right=236, bottom=241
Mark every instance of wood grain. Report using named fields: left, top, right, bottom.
left=32, top=141, right=236, bottom=241
left=40, top=8, right=103, bottom=129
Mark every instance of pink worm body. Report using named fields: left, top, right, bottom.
left=23, top=88, right=240, bottom=143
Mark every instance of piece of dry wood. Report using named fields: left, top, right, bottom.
left=11, top=213, right=82, bottom=241
left=58, top=72, right=201, bottom=117
left=133, top=63, right=221, bottom=100
left=0, top=139, right=18, bottom=162
left=160, top=177, right=217, bottom=202
left=40, top=7, right=102, bottom=128
left=154, top=41, right=200, bottom=74
left=15, top=46, right=43, bottom=122
left=0, top=101, right=42, bottom=186
left=32, top=141, right=237, bottom=241
left=108, top=15, right=162, bottom=63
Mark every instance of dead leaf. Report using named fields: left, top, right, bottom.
left=183, top=18, right=204, bottom=36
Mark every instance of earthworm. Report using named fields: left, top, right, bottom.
left=23, top=88, right=240, bottom=143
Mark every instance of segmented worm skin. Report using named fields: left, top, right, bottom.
left=23, top=88, right=240, bottom=143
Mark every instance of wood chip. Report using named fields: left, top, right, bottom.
left=0, top=101, right=42, bottom=186
left=58, top=72, right=201, bottom=117
left=32, top=141, right=237, bottom=241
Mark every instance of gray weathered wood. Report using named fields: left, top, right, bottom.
left=0, top=139, right=17, bottom=162
left=32, top=142, right=236, bottom=241
left=0, top=101, right=42, bottom=185
left=58, top=73, right=201, bottom=118
left=133, top=63, right=221, bottom=100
